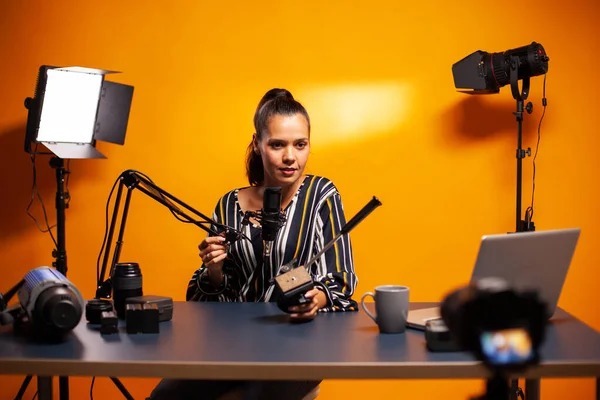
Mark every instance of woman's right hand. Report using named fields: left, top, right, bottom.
left=198, top=236, right=228, bottom=275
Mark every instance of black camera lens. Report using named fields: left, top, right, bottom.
left=112, top=262, right=143, bottom=319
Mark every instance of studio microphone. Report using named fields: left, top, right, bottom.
left=240, top=187, right=287, bottom=258
left=261, top=187, right=285, bottom=258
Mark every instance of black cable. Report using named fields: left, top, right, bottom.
left=132, top=170, right=196, bottom=225
left=96, top=176, right=120, bottom=285
left=133, top=171, right=241, bottom=235
left=90, top=377, right=95, bottom=400
left=31, top=391, right=38, bottom=400
left=127, top=170, right=220, bottom=228
left=26, top=144, right=58, bottom=247
left=525, top=73, right=547, bottom=224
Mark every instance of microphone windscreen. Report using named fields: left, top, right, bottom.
left=263, top=187, right=282, bottom=213
left=262, top=187, right=283, bottom=242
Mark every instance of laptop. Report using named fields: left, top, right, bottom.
left=406, top=228, right=581, bottom=330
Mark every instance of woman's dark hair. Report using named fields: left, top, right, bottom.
left=245, top=88, right=311, bottom=186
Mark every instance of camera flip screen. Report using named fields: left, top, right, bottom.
left=480, top=328, right=533, bottom=365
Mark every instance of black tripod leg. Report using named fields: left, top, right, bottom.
left=14, top=375, right=33, bottom=400
left=110, top=377, right=135, bottom=400
left=525, top=379, right=540, bottom=400
left=510, top=379, right=519, bottom=399
left=37, top=376, right=53, bottom=400
left=59, top=377, right=69, bottom=400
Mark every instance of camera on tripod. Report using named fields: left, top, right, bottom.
left=441, top=277, right=548, bottom=400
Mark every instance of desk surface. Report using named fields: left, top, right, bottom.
left=1, top=302, right=599, bottom=380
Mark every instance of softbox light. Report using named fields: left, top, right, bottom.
left=24, top=65, right=134, bottom=159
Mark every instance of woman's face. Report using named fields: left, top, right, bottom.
left=255, top=113, right=310, bottom=187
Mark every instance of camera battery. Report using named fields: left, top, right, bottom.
left=100, top=311, right=119, bottom=335
left=125, top=303, right=159, bottom=334
left=125, top=295, right=173, bottom=322
left=425, top=318, right=462, bottom=352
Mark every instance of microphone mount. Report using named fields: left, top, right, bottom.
left=241, top=209, right=286, bottom=258
left=240, top=209, right=287, bottom=231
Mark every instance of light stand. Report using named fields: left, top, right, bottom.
left=53, top=157, right=70, bottom=400
left=451, top=43, right=548, bottom=233
left=50, top=157, right=69, bottom=276
left=509, top=67, right=538, bottom=399
left=509, top=55, right=535, bottom=233
left=20, top=65, right=134, bottom=400
left=9, top=157, right=70, bottom=400
left=495, top=65, right=536, bottom=396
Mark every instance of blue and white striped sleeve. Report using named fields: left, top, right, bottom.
left=186, top=197, right=240, bottom=302
left=312, top=191, right=358, bottom=312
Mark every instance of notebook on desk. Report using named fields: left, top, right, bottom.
left=406, top=228, right=581, bottom=330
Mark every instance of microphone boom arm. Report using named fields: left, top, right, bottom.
left=96, top=170, right=248, bottom=299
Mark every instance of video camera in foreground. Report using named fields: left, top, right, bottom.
left=441, top=277, right=548, bottom=399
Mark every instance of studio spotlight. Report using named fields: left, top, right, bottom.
left=451, top=42, right=549, bottom=233
left=452, top=42, right=549, bottom=95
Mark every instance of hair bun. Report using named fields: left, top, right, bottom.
left=266, top=88, right=294, bottom=101
left=255, top=88, right=294, bottom=114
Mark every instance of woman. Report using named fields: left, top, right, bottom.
left=148, top=88, right=358, bottom=400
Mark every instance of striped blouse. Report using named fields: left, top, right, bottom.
left=186, top=175, right=358, bottom=312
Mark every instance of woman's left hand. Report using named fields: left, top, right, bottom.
left=288, top=288, right=327, bottom=322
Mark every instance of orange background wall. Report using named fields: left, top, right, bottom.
left=1, top=1, right=598, bottom=399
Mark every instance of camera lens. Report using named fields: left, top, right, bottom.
left=112, top=262, right=143, bottom=319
